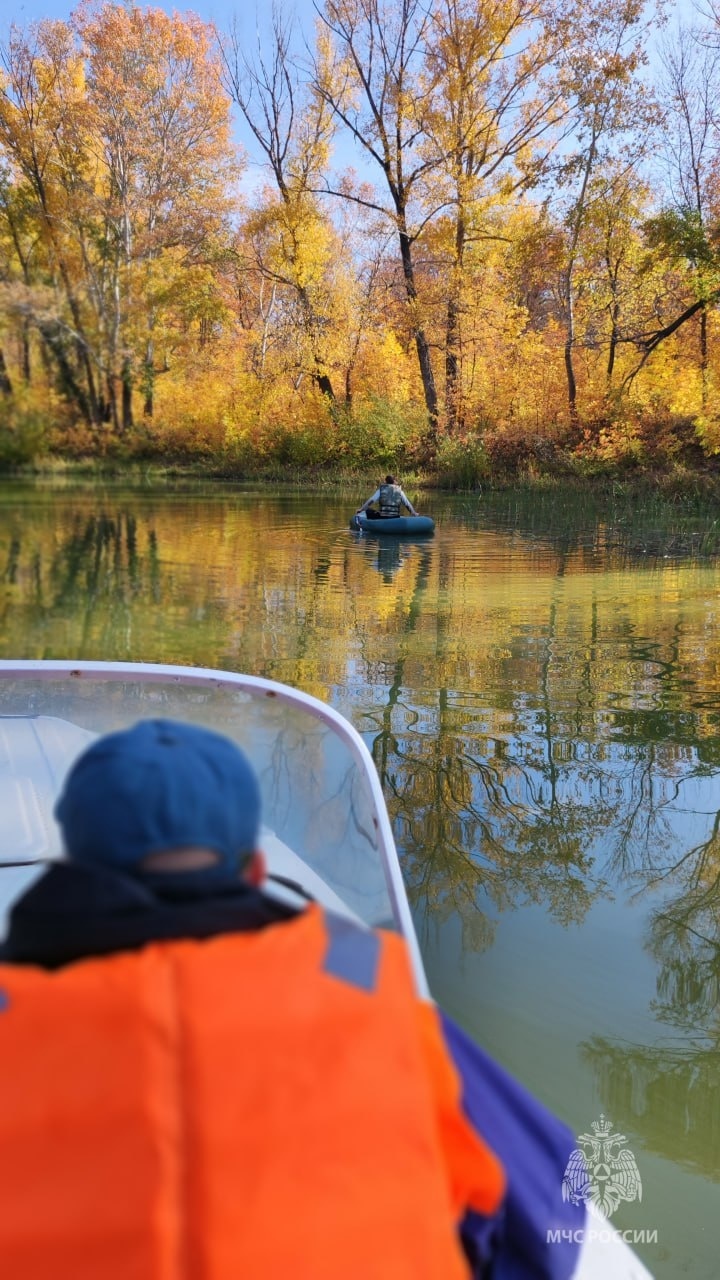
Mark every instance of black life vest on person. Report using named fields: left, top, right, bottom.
left=379, top=483, right=402, bottom=517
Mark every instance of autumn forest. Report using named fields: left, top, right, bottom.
left=1, top=0, right=719, bottom=479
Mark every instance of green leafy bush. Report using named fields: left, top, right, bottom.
left=335, top=397, right=426, bottom=468
left=435, top=435, right=490, bottom=488
left=0, top=394, right=49, bottom=468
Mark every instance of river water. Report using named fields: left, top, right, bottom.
left=1, top=478, right=719, bottom=1277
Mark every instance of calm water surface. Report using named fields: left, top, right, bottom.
left=1, top=479, right=719, bottom=1277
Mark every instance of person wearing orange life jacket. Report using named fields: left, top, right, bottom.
left=0, top=718, right=506, bottom=1280
left=356, top=473, right=418, bottom=519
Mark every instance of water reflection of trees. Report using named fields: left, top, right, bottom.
left=381, top=694, right=720, bottom=1003
left=442, top=490, right=720, bottom=566
left=0, top=507, right=225, bottom=662
left=50, top=512, right=154, bottom=603
left=645, top=831, right=720, bottom=1032
left=373, top=612, right=720, bottom=1175
left=365, top=543, right=616, bottom=951
left=578, top=768, right=720, bottom=1175
left=360, top=530, right=720, bottom=990
left=1, top=511, right=159, bottom=628
left=383, top=727, right=608, bottom=952
left=580, top=1038, right=720, bottom=1179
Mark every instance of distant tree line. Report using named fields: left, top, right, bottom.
left=1, top=0, right=720, bottom=475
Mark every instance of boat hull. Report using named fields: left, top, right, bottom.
left=350, top=513, right=435, bottom=535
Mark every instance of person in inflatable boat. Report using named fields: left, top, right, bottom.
left=0, top=720, right=584, bottom=1280
left=357, top=473, right=418, bottom=519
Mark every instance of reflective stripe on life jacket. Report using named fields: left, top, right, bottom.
left=0, top=906, right=504, bottom=1280
left=379, top=482, right=402, bottom=516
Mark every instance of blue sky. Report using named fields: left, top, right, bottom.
left=7, top=0, right=699, bottom=54
left=8, top=0, right=320, bottom=35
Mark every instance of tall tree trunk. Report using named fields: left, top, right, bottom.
left=21, top=318, right=30, bottom=385
left=143, top=337, right=154, bottom=419
left=445, top=215, right=465, bottom=436
left=39, top=322, right=93, bottom=423
left=143, top=306, right=160, bottom=418
left=563, top=285, right=578, bottom=425
left=445, top=293, right=460, bottom=435
left=0, top=348, right=12, bottom=395
left=398, top=229, right=438, bottom=440
left=561, top=124, right=598, bottom=429
left=700, top=304, right=708, bottom=412
left=298, top=289, right=335, bottom=401
left=606, top=278, right=620, bottom=386
left=122, top=357, right=134, bottom=430
left=107, top=381, right=119, bottom=432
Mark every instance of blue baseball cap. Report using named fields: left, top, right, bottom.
left=54, top=719, right=261, bottom=882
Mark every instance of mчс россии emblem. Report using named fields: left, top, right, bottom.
left=561, top=1115, right=642, bottom=1219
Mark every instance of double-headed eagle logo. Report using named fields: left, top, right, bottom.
left=562, top=1115, right=642, bottom=1219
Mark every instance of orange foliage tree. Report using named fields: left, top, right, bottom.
left=0, top=5, right=236, bottom=434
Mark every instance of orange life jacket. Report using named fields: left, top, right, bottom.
left=0, top=906, right=504, bottom=1279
